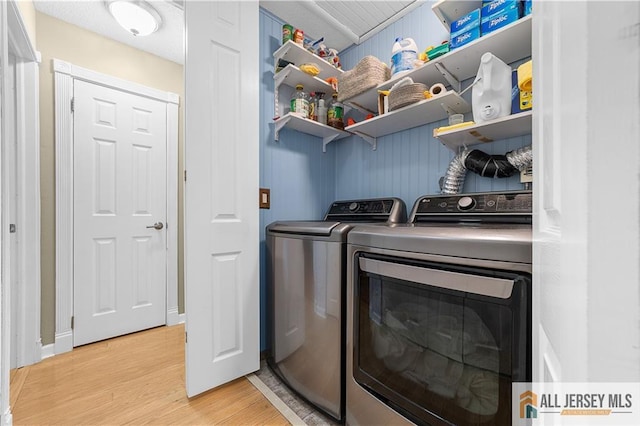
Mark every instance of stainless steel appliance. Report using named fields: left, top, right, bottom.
left=346, top=191, right=532, bottom=426
left=267, top=198, right=407, bottom=422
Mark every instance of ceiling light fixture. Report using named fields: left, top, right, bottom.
left=107, top=0, right=162, bottom=37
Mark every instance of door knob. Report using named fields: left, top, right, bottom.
left=146, top=222, right=164, bottom=230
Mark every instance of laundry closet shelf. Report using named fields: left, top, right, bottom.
left=432, top=0, right=482, bottom=30
left=343, top=16, right=532, bottom=113
left=274, top=64, right=336, bottom=94
left=273, top=40, right=343, bottom=81
left=434, top=111, right=532, bottom=150
left=274, top=113, right=351, bottom=152
left=346, top=91, right=470, bottom=142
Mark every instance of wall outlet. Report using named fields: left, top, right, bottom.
left=259, top=188, right=270, bottom=209
left=520, top=166, right=533, bottom=183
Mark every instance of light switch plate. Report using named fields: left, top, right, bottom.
left=259, top=188, right=270, bottom=209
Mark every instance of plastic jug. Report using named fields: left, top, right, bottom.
left=472, top=52, right=512, bottom=124
left=391, top=37, right=418, bottom=76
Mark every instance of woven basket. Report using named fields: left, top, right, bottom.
left=388, top=83, right=428, bottom=111
left=337, top=56, right=390, bottom=102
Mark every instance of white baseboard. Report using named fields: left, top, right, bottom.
left=178, top=313, right=185, bottom=324
left=167, top=308, right=183, bottom=326
left=1, top=408, right=12, bottom=426
left=41, top=343, right=55, bottom=360
left=54, top=331, right=73, bottom=355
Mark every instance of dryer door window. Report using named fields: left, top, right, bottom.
left=353, top=254, right=531, bottom=426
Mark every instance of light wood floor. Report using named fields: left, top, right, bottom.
left=10, top=325, right=290, bottom=425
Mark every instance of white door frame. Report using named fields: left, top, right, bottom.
left=9, top=6, right=41, bottom=369
left=1, top=0, right=40, bottom=422
left=54, top=59, right=179, bottom=354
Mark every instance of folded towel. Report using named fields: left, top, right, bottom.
left=518, top=60, right=532, bottom=92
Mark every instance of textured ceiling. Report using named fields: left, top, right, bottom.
left=260, top=0, right=423, bottom=51
left=34, top=0, right=185, bottom=64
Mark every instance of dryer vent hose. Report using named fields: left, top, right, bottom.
left=441, top=145, right=532, bottom=194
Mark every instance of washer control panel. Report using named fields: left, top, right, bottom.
left=411, top=191, right=532, bottom=222
left=325, top=198, right=407, bottom=223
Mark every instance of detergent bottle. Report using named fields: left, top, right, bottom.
left=472, top=52, right=512, bottom=124
left=391, top=37, right=418, bottom=76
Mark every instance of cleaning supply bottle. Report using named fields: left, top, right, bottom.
left=391, top=37, right=418, bottom=76
left=316, top=92, right=327, bottom=125
left=472, top=52, right=512, bottom=124
left=327, top=93, right=344, bottom=129
left=290, top=84, right=309, bottom=118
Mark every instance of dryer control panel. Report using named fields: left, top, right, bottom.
left=411, top=191, right=532, bottom=223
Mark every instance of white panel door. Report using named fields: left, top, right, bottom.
left=73, top=80, right=167, bottom=347
left=5, top=54, right=17, bottom=369
left=533, top=1, right=640, bottom=382
left=184, top=0, right=259, bottom=397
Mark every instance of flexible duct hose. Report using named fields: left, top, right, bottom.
left=441, top=145, right=532, bottom=194
left=506, top=145, right=534, bottom=171
left=441, top=149, right=470, bottom=195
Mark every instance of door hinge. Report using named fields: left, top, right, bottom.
left=71, top=316, right=74, bottom=329
left=9, top=224, right=16, bottom=233
left=184, top=170, right=187, bottom=182
left=71, top=97, right=75, bottom=113
left=185, top=332, right=188, bottom=343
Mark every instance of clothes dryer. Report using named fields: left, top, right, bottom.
left=346, top=191, right=532, bottom=425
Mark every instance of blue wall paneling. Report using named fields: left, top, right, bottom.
left=259, top=9, right=337, bottom=351
left=258, top=3, right=532, bottom=351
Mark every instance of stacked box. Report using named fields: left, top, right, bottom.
left=524, top=0, right=532, bottom=16
left=449, top=8, right=480, bottom=50
left=450, top=7, right=480, bottom=33
left=481, top=0, right=520, bottom=17
left=481, top=0, right=522, bottom=36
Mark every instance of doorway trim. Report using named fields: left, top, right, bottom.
left=12, top=44, right=41, bottom=367
left=2, top=0, right=40, bottom=423
left=53, top=59, right=179, bottom=354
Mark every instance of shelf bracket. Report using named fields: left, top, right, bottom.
left=354, top=132, right=377, bottom=151
left=322, top=133, right=341, bottom=153
left=346, top=101, right=375, bottom=116
left=440, top=102, right=456, bottom=116
left=274, top=115, right=292, bottom=141
left=435, top=63, right=461, bottom=93
left=274, top=79, right=280, bottom=121
left=273, top=66, right=290, bottom=89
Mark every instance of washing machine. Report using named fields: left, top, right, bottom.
left=266, top=198, right=407, bottom=422
left=346, top=191, right=533, bottom=425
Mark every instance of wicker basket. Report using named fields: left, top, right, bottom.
left=337, top=56, right=390, bottom=102
left=388, top=83, right=428, bottom=111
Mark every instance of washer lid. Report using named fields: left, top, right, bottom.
left=266, top=221, right=342, bottom=236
